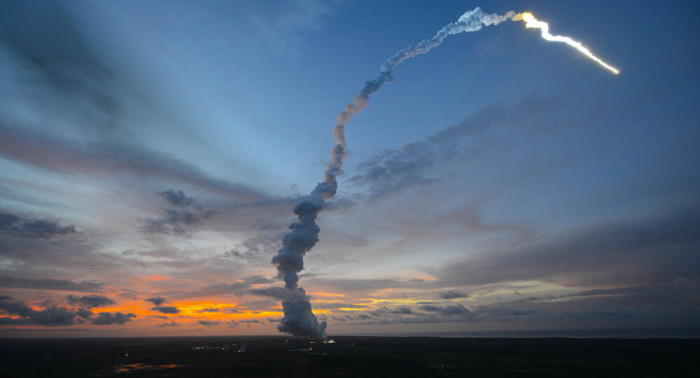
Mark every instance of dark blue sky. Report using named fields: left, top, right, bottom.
left=0, top=0, right=698, bottom=336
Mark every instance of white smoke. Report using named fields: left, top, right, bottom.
left=269, top=7, right=515, bottom=338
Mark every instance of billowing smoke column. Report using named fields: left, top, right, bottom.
left=269, top=7, right=514, bottom=338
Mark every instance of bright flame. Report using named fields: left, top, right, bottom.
left=515, top=12, right=619, bottom=75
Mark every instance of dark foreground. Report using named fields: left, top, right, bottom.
left=1, top=336, right=698, bottom=377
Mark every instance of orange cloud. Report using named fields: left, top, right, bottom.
left=309, top=292, right=346, bottom=297
left=143, top=275, right=172, bottom=281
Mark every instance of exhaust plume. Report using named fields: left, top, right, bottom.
left=513, top=12, right=620, bottom=74
left=269, top=7, right=514, bottom=338
left=269, top=7, right=619, bottom=338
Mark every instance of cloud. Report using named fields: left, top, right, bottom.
left=306, top=277, right=426, bottom=293
left=0, top=277, right=103, bottom=292
left=420, top=304, right=473, bottom=317
left=173, top=282, right=251, bottom=299
left=241, top=299, right=279, bottom=311
left=197, top=308, right=219, bottom=313
left=157, top=321, right=181, bottom=328
left=141, top=189, right=217, bottom=236
left=91, top=312, right=137, bottom=325
left=242, top=275, right=274, bottom=285
left=0, top=211, right=76, bottom=239
left=249, top=286, right=295, bottom=301
left=76, top=308, right=93, bottom=319
left=227, top=0, right=340, bottom=57
left=224, top=236, right=281, bottom=261
left=151, top=306, right=180, bottom=315
left=142, top=190, right=213, bottom=236
left=337, top=277, right=700, bottom=329
left=176, top=275, right=275, bottom=299
left=160, top=190, right=197, bottom=208
left=389, top=306, right=413, bottom=315
left=0, top=0, right=267, bottom=204
left=434, top=204, right=700, bottom=288
left=0, top=0, right=122, bottom=128
left=0, top=122, right=267, bottom=203
left=145, top=297, right=167, bottom=306
left=313, top=302, right=368, bottom=310
left=472, top=305, right=539, bottom=318
left=197, top=320, right=221, bottom=327
left=0, top=296, right=76, bottom=326
left=439, top=290, right=469, bottom=300
left=226, top=320, right=239, bottom=328
left=0, top=296, right=33, bottom=317
left=348, top=98, right=558, bottom=200
left=66, top=295, right=115, bottom=309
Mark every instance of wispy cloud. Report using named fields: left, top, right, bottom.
left=348, top=97, right=560, bottom=200
left=434, top=203, right=700, bottom=288
left=0, top=277, right=103, bottom=293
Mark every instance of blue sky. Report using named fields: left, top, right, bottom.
left=0, top=0, right=698, bottom=336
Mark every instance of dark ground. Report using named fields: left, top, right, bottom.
left=0, top=336, right=698, bottom=377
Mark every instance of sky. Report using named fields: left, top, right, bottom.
left=0, top=0, right=698, bottom=338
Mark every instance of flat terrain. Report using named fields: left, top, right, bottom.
left=0, top=336, right=698, bottom=377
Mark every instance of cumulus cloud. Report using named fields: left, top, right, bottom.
left=66, top=295, right=115, bottom=309
left=145, top=297, right=167, bottom=306
left=157, top=321, right=181, bottom=328
left=150, top=210, right=207, bottom=232
left=439, top=290, right=469, bottom=300
left=0, top=211, right=75, bottom=239
left=76, top=308, right=93, bottom=319
left=389, top=306, right=413, bottom=315
left=91, top=312, right=137, bottom=325
left=160, top=189, right=197, bottom=208
left=249, top=286, right=295, bottom=301
left=0, top=296, right=112, bottom=327
left=0, top=296, right=36, bottom=318
left=151, top=306, right=180, bottom=315
left=142, top=190, right=213, bottom=236
left=197, top=320, right=221, bottom=327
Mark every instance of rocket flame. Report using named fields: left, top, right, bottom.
left=513, top=12, right=619, bottom=74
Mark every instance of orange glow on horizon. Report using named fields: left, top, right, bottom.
left=143, top=275, right=172, bottom=281
left=309, top=292, right=346, bottom=297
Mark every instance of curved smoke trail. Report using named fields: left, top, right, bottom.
left=269, top=7, right=514, bottom=338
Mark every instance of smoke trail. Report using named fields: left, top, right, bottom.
left=269, top=7, right=513, bottom=338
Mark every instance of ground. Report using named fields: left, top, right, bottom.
left=0, top=336, right=698, bottom=377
